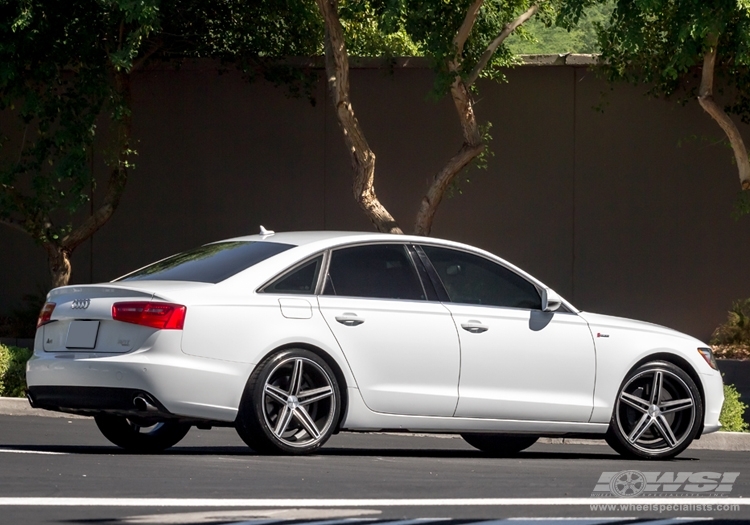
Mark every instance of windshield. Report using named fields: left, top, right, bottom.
left=116, top=241, right=294, bottom=284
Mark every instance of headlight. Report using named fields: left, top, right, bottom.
left=697, top=347, right=719, bottom=370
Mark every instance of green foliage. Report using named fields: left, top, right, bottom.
left=340, top=1, right=419, bottom=57
left=0, top=344, right=32, bottom=398
left=0, top=0, right=160, bottom=247
left=508, top=2, right=613, bottom=54
left=720, top=383, right=749, bottom=432
left=391, top=0, right=534, bottom=92
left=733, top=189, right=750, bottom=220
left=573, top=0, right=750, bottom=121
left=711, top=298, right=750, bottom=346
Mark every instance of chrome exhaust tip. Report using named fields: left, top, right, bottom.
left=133, top=395, right=159, bottom=413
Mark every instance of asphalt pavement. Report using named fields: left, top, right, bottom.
left=1, top=410, right=749, bottom=524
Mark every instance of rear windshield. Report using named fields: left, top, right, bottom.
left=116, top=241, right=294, bottom=283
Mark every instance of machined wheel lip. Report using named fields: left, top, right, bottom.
left=261, top=355, right=337, bottom=449
left=125, top=419, right=165, bottom=434
left=615, top=366, right=696, bottom=454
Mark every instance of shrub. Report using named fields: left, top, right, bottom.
left=712, top=298, right=750, bottom=346
left=0, top=344, right=32, bottom=398
left=720, top=383, right=749, bottom=432
left=0, top=287, right=47, bottom=339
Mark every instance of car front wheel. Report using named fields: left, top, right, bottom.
left=236, top=349, right=341, bottom=455
left=606, top=360, right=702, bottom=460
left=94, top=415, right=190, bottom=453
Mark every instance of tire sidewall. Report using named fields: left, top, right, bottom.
left=239, top=348, right=341, bottom=455
left=607, top=360, right=703, bottom=460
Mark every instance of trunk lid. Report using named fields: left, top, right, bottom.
left=40, top=282, right=209, bottom=353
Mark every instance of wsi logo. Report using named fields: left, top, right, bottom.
left=592, top=470, right=740, bottom=497
left=71, top=299, right=90, bottom=310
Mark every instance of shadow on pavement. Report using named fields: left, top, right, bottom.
left=0, top=443, right=701, bottom=461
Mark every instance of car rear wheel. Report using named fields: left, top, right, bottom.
left=461, top=433, right=539, bottom=456
left=236, top=349, right=341, bottom=455
left=94, top=415, right=190, bottom=453
left=606, top=360, right=702, bottom=460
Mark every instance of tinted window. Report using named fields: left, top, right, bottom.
left=421, top=245, right=541, bottom=309
left=263, top=256, right=322, bottom=295
left=323, top=244, right=425, bottom=300
left=118, top=241, right=293, bottom=284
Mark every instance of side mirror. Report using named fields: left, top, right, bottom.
left=541, top=288, right=562, bottom=312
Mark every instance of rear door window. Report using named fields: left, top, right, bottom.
left=323, top=244, right=426, bottom=300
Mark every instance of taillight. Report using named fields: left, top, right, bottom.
left=112, top=302, right=187, bottom=330
left=37, top=302, right=56, bottom=327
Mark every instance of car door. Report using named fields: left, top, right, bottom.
left=317, top=243, right=461, bottom=417
left=419, top=245, right=596, bottom=423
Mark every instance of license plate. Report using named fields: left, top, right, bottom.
left=65, top=321, right=100, bottom=349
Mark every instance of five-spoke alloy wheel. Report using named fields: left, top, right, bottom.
left=236, top=349, right=341, bottom=454
left=606, top=360, right=702, bottom=459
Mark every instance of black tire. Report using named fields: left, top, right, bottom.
left=236, top=348, right=341, bottom=455
left=461, top=433, right=539, bottom=456
left=605, top=360, right=702, bottom=460
left=94, top=415, right=190, bottom=453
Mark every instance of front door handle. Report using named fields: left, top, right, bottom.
left=461, top=321, right=488, bottom=334
left=335, top=313, right=364, bottom=326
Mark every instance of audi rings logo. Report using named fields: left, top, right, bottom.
left=71, top=298, right=91, bottom=310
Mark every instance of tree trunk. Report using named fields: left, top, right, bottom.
left=412, top=3, right=540, bottom=236
left=413, top=77, right=484, bottom=236
left=46, top=243, right=72, bottom=289
left=41, top=70, right=133, bottom=289
left=315, top=0, right=403, bottom=234
left=698, top=35, right=750, bottom=190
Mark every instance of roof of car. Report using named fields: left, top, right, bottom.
left=219, top=230, right=445, bottom=247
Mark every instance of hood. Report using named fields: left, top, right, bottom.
left=576, top=311, right=708, bottom=346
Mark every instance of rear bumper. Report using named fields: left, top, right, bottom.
left=27, top=331, right=254, bottom=423
left=28, top=386, right=172, bottom=418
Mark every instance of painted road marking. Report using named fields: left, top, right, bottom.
left=0, top=448, right=66, bottom=455
left=0, top=498, right=746, bottom=507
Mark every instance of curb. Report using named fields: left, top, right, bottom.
left=1, top=397, right=749, bottom=450
left=0, top=397, right=86, bottom=419
left=538, top=433, right=750, bottom=451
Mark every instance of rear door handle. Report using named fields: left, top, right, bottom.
left=461, top=321, right=488, bottom=334
left=335, top=313, right=364, bottom=326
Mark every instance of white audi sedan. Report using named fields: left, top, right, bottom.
left=27, top=230, right=723, bottom=459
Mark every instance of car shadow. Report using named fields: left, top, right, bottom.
left=0, top=444, right=701, bottom=461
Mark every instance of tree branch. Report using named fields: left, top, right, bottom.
left=413, top=143, right=484, bottom=235
left=697, top=34, right=750, bottom=190
left=0, top=216, right=30, bottom=236
left=413, top=72, right=484, bottom=235
left=454, top=0, right=485, bottom=63
left=62, top=71, right=132, bottom=252
left=315, top=0, right=402, bottom=234
left=466, top=3, right=539, bottom=87
left=131, top=40, right=163, bottom=72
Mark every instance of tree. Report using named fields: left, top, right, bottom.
left=0, top=0, right=324, bottom=289
left=316, top=0, right=547, bottom=235
left=563, top=0, right=750, bottom=202
left=0, top=0, right=160, bottom=288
